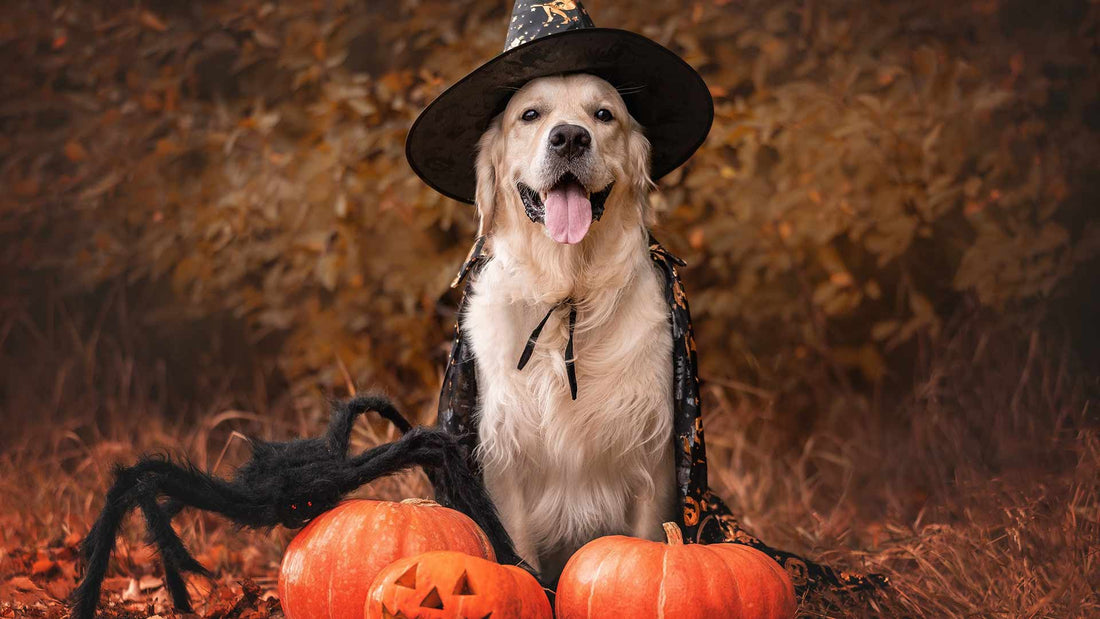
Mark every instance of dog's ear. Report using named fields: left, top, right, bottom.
left=626, top=119, right=656, bottom=222
left=474, top=118, right=503, bottom=237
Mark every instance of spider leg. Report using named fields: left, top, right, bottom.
left=342, top=428, right=526, bottom=568
left=79, top=520, right=101, bottom=563
left=147, top=499, right=209, bottom=575
left=138, top=493, right=211, bottom=612
left=161, top=497, right=185, bottom=520
left=327, top=398, right=523, bottom=567
left=72, top=457, right=250, bottom=619
left=79, top=501, right=180, bottom=564
left=72, top=464, right=141, bottom=619
left=434, top=437, right=521, bottom=565
left=327, top=397, right=528, bottom=570
left=326, top=394, right=413, bottom=455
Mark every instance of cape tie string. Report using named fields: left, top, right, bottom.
left=516, top=298, right=578, bottom=400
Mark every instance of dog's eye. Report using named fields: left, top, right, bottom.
left=521, top=109, right=540, bottom=122
left=595, top=108, right=614, bottom=122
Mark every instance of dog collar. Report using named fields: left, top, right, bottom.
left=449, top=235, right=580, bottom=400
left=516, top=298, right=579, bottom=400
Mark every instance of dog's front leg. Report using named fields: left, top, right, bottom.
left=629, top=443, right=677, bottom=541
left=485, top=472, right=541, bottom=572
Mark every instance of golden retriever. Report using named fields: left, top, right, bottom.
left=463, top=73, right=676, bottom=580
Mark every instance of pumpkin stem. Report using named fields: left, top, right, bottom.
left=662, top=522, right=684, bottom=546
left=400, top=498, right=441, bottom=507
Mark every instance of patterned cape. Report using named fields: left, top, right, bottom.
left=438, top=233, right=882, bottom=594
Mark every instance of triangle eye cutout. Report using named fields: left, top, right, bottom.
left=452, top=570, right=475, bottom=596
left=395, top=563, right=418, bottom=589
left=420, top=586, right=445, bottom=609
left=380, top=603, right=409, bottom=619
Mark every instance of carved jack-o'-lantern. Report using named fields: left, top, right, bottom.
left=365, top=551, right=551, bottom=619
left=279, top=499, right=495, bottom=619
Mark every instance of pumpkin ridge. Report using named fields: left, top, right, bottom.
left=656, top=544, right=670, bottom=619
left=587, top=542, right=615, bottom=616
left=557, top=524, right=794, bottom=619
left=325, top=507, right=343, bottom=619
left=701, top=543, right=745, bottom=616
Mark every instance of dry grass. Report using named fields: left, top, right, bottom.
left=702, top=315, right=1100, bottom=617
left=1, top=304, right=1097, bottom=617
left=0, top=300, right=431, bottom=617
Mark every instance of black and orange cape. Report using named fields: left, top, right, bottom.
left=437, top=233, right=882, bottom=594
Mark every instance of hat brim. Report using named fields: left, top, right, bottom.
left=406, top=28, right=713, bottom=205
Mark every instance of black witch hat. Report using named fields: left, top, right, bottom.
left=406, top=0, right=714, bottom=204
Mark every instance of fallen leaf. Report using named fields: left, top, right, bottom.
left=78, top=170, right=123, bottom=199
left=122, top=578, right=143, bottom=602
left=102, top=576, right=130, bottom=593
left=252, top=29, right=279, bottom=48
left=31, top=559, right=57, bottom=576
left=63, top=140, right=88, bottom=162
left=140, top=10, right=168, bottom=32
left=689, top=227, right=705, bottom=250
left=6, top=576, right=40, bottom=592
left=185, top=575, right=213, bottom=601
left=830, top=271, right=855, bottom=287
left=44, top=578, right=74, bottom=601
left=151, top=586, right=172, bottom=613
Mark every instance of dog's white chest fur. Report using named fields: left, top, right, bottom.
left=463, top=242, right=675, bottom=575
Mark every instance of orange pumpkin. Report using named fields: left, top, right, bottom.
left=556, top=522, right=797, bottom=619
left=365, top=551, right=551, bottom=619
left=279, top=499, right=495, bottom=619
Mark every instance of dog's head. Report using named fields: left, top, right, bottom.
left=475, top=74, right=652, bottom=245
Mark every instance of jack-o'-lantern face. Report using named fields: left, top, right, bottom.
left=683, top=496, right=700, bottom=526
left=366, top=551, right=551, bottom=619
left=379, top=562, right=485, bottom=619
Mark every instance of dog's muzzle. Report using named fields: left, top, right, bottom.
left=517, top=175, right=614, bottom=245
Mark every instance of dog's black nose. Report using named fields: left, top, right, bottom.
left=548, top=124, right=591, bottom=160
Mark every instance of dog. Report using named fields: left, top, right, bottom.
left=463, top=73, right=677, bottom=580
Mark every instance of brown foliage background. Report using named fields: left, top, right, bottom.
left=3, top=0, right=1099, bottom=411
left=1, top=0, right=1099, bottom=617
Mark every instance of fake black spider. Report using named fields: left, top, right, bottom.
left=71, top=394, right=522, bottom=619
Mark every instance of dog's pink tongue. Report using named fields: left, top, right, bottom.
left=544, top=182, right=592, bottom=244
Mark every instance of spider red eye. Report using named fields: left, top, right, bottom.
left=290, top=504, right=297, bottom=510
left=307, top=501, right=313, bottom=507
